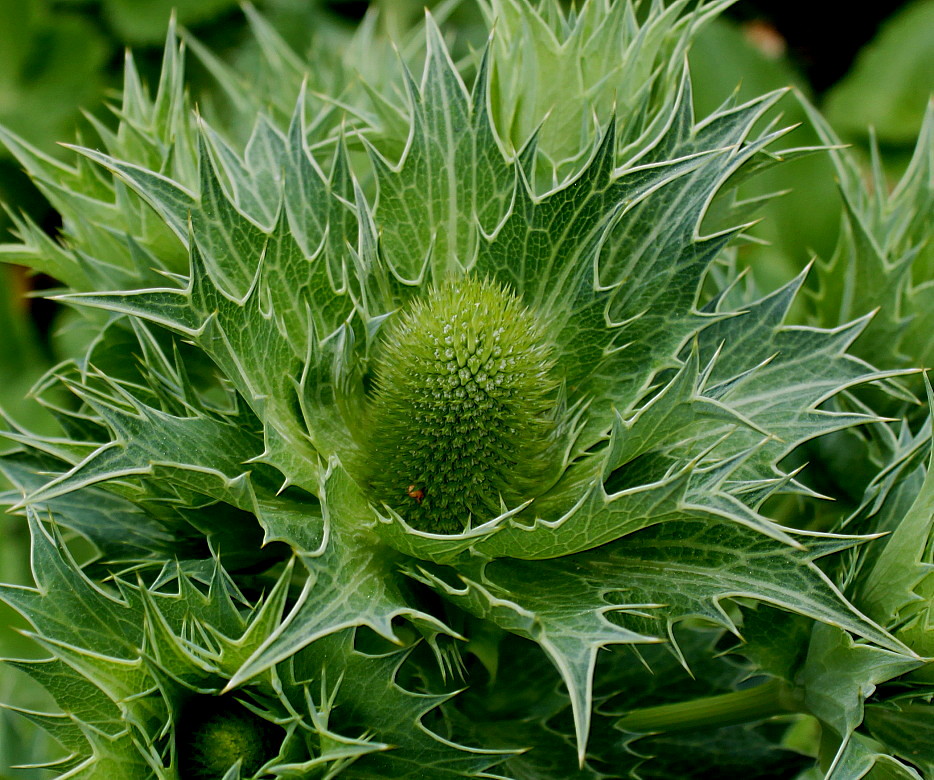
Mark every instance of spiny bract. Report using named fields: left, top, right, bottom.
left=0, top=1, right=930, bottom=778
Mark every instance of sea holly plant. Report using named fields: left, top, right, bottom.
left=0, top=1, right=932, bottom=778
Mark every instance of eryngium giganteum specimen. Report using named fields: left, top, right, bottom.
left=2, top=1, right=932, bottom=777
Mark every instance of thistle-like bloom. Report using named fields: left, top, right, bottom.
left=362, top=276, right=558, bottom=532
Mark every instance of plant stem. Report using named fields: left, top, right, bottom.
left=616, top=679, right=799, bottom=733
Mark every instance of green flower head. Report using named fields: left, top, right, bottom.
left=359, top=275, right=558, bottom=533
left=177, top=696, right=280, bottom=780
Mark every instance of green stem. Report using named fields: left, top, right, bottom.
left=616, top=679, right=799, bottom=733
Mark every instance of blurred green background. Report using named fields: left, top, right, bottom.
left=0, top=0, right=931, bottom=775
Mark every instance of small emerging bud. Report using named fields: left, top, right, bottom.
left=177, top=695, right=281, bottom=779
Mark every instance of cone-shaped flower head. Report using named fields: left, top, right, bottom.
left=360, top=276, right=558, bottom=533
left=177, top=696, right=280, bottom=779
